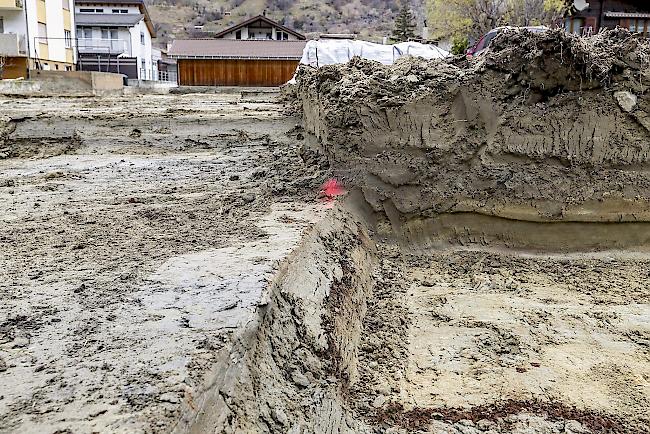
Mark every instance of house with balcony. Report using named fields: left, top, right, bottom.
left=213, top=14, right=305, bottom=41
left=565, top=0, right=650, bottom=36
left=1, top=0, right=76, bottom=79
left=75, top=0, right=157, bottom=80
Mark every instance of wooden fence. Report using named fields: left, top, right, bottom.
left=177, top=59, right=299, bottom=86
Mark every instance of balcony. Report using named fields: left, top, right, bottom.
left=77, top=38, right=129, bottom=55
left=0, top=33, right=26, bottom=56
left=0, top=0, right=22, bottom=10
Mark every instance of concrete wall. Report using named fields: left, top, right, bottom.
left=124, top=78, right=177, bottom=94
left=0, top=70, right=123, bottom=95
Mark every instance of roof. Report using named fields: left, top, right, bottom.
left=74, top=0, right=155, bottom=36
left=605, top=11, right=650, bottom=19
left=168, top=39, right=307, bottom=60
left=75, top=13, right=144, bottom=27
left=213, top=15, right=306, bottom=40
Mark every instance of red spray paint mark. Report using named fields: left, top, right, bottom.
left=319, top=178, right=346, bottom=208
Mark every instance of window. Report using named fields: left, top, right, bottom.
left=62, top=0, right=70, bottom=10
left=55, top=64, right=59, bottom=70
left=65, top=65, right=72, bottom=71
left=81, top=27, right=92, bottom=38
left=101, top=27, right=118, bottom=39
left=80, top=8, right=103, bottom=13
left=564, top=17, right=584, bottom=35
left=0, top=17, right=4, bottom=34
left=112, top=9, right=128, bottom=13
left=276, top=31, right=288, bottom=40
left=266, top=32, right=272, bottom=39
left=64, top=30, right=72, bottom=48
left=140, top=32, right=145, bottom=44
left=38, top=22, right=47, bottom=40
left=628, top=19, right=649, bottom=35
left=121, top=9, right=128, bottom=13
left=235, top=30, right=241, bottom=39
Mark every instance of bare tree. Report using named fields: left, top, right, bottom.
left=507, top=0, right=566, bottom=27
left=468, top=0, right=509, bottom=39
left=428, top=0, right=567, bottom=42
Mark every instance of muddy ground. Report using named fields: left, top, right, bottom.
left=1, top=29, right=650, bottom=434
left=0, top=93, right=329, bottom=433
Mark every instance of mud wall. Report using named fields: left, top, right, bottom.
left=297, top=29, right=650, bottom=251
left=172, top=204, right=378, bottom=433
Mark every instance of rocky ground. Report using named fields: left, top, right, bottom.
left=0, top=93, right=329, bottom=433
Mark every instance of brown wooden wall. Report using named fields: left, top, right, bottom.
left=178, top=59, right=299, bottom=86
left=2, top=57, right=29, bottom=79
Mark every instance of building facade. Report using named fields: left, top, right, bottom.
left=565, top=0, right=650, bottom=36
left=1, top=0, right=76, bottom=79
left=213, top=15, right=305, bottom=41
left=74, top=0, right=156, bottom=79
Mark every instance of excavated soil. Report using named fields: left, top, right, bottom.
left=0, top=94, right=330, bottom=433
left=2, top=29, right=650, bottom=434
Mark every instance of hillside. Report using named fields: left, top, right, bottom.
left=145, top=0, right=427, bottom=44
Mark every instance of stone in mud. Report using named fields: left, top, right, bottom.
left=291, top=370, right=310, bottom=387
left=159, top=392, right=181, bottom=404
left=372, top=394, right=387, bottom=408
left=614, top=90, right=637, bottom=112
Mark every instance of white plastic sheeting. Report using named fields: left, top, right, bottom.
left=298, top=39, right=449, bottom=67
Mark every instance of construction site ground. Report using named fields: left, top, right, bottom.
left=0, top=94, right=327, bottom=433
left=2, top=29, right=650, bottom=434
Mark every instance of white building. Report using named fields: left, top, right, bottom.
left=213, top=15, right=305, bottom=41
left=0, top=0, right=76, bottom=78
left=75, top=0, right=157, bottom=80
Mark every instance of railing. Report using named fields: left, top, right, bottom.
left=0, top=33, right=26, bottom=56
left=136, top=68, right=177, bottom=82
left=158, top=70, right=177, bottom=82
left=77, top=38, right=129, bottom=55
left=0, top=0, right=23, bottom=10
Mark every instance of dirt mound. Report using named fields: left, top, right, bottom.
left=295, top=29, right=650, bottom=250
left=178, top=33, right=650, bottom=433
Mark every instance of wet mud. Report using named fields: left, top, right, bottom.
left=2, top=29, right=650, bottom=434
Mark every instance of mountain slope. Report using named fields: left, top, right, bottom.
left=146, top=0, right=427, bottom=44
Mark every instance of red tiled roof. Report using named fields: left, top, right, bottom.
left=168, top=39, right=307, bottom=60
